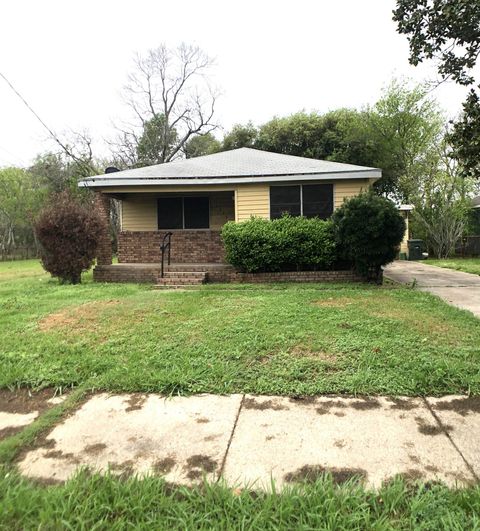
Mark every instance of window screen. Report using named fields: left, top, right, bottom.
left=184, top=197, right=210, bottom=229
left=270, top=185, right=301, bottom=219
left=157, top=198, right=183, bottom=229
left=157, top=197, right=210, bottom=229
left=302, top=184, right=333, bottom=219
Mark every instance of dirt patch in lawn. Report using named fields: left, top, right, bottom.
left=289, top=345, right=338, bottom=363
left=0, top=388, right=60, bottom=415
left=313, top=297, right=356, bottom=308
left=38, top=300, right=121, bottom=332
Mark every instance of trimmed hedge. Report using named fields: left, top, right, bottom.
left=222, top=216, right=337, bottom=272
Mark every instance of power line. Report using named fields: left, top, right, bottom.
left=0, top=71, right=95, bottom=173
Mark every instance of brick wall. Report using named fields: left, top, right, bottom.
left=95, top=193, right=113, bottom=265
left=93, top=264, right=363, bottom=284
left=211, top=270, right=364, bottom=283
left=94, top=264, right=161, bottom=283
left=117, top=230, right=225, bottom=263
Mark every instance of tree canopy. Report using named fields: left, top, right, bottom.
left=393, top=0, right=480, bottom=178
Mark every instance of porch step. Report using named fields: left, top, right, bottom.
left=154, top=270, right=207, bottom=288
left=166, top=263, right=235, bottom=273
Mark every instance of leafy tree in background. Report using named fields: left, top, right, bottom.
left=222, top=123, right=258, bottom=150
left=184, top=132, right=221, bottom=158
left=393, top=0, right=480, bottom=178
left=0, top=167, right=46, bottom=255
left=136, top=115, right=178, bottom=167
left=368, top=80, right=444, bottom=200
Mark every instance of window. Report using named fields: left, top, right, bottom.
left=270, top=184, right=333, bottom=220
left=270, top=185, right=301, bottom=218
left=157, top=197, right=210, bottom=229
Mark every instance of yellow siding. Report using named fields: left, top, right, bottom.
left=122, top=195, right=157, bottom=231
left=334, top=180, right=370, bottom=210
left=235, top=184, right=270, bottom=221
left=121, top=192, right=235, bottom=231
left=400, top=212, right=409, bottom=254
left=210, top=192, right=235, bottom=229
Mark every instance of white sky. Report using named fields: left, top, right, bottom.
left=0, top=0, right=470, bottom=167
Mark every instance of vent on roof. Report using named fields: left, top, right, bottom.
left=105, top=167, right=120, bottom=174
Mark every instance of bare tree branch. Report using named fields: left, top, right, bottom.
left=110, top=43, right=220, bottom=167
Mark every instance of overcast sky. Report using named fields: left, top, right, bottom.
left=0, top=0, right=470, bottom=167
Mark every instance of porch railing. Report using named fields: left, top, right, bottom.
left=160, top=232, right=173, bottom=278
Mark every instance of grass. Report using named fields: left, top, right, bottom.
left=2, top=260, right=480, bottom=529
left=1, top=469, right=480, bottom=530
left=424, top=257, right=480, bottom=276
left=1, top=259, right=480, bottom=396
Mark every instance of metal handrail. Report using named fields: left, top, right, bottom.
left=160, top=232, right=173, bottom=278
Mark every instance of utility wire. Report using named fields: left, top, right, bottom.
left=0, top=71, right=95, bottom=173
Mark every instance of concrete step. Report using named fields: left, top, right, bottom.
left=152, top=284, right=203, bottom=290
left=155, top=271, right=207, bottom=287
left=164, top=271, right=206, bottom=278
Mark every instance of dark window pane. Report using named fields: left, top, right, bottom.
left=270, top=186, right=301, bottom=219
left=184, top=197, right=210, bottom=229
left=158, top=198, right=183, bottom=229
left=270, top=185, right=300, bottom=205
left=271, top=204, right=301, bottom=219
left=302, top=184, right=333, bottom=219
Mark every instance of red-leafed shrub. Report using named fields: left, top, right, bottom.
left=35, top=192, right=103, bottom=284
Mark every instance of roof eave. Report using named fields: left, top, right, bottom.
left=78, top=170, right=382, bottom=188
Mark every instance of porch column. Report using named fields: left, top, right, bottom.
left=94, top=192, right=113, bottom=265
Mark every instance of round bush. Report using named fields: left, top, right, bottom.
left=35, top=192, right=103, bottom=284
left=332, top=192, right=405, bottom=282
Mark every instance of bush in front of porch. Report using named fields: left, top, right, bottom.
left=221, top=216, right=338, bottom=272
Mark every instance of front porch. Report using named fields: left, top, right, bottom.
left=93, top=262, right=236, bottom=284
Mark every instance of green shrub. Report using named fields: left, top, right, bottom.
left=332, top=192, right=405, bottom=282
left=222, top=216, right=337, bottom=272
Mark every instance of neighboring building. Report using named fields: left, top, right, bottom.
left=398, top=204, right=414, bottom=256
left=79, top=148, right=382, bottom=282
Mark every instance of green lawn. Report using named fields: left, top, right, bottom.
left=424, top=258, right=480, bottom=276
left=1, top=259, right=480, bottom=396
left=2, top=260, right=480, bottom=528
left=1, top=469, right=480, bottom=530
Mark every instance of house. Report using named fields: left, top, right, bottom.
left=79, top=148, right=382, bottom=283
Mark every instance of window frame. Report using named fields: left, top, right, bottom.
left=269, top=183, right=334, bottom=219
left=157, top=196, right=210, bottom=230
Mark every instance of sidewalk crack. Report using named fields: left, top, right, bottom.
left=217, top=394, right=245, bottom=481
left=422, top=397, right=479, bottom=482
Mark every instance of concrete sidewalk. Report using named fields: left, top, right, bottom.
left=15, top=393, right=480, bottom=489
left=385, top=261, right=480, bottom=318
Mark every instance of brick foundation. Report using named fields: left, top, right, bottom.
left=118, top=230, right=225, bottom=264
left=93, top=263, right=363, bottom=284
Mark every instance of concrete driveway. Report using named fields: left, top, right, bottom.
left=385, top=261, right=480, bottom=318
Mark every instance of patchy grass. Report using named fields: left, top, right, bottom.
left=1, top=469, right=480, bottom=530
left=424, top=258, right=480, bottom=276
left=1, top=260, right=480, bottom=396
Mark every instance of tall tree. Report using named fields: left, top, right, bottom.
left=393, top=0, right=480, bottom=177
left=111, top=43, right=219, bottom=168
left=184, top=133, right=221, bottom=158
left=222, top=123, right=258, bottom=151
left=368, top=80, right=444, bottom=200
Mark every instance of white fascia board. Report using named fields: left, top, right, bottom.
left=78, top=170, right=382, bottom=188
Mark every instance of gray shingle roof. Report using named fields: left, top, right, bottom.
left=79, top=148, right=381, bottom=188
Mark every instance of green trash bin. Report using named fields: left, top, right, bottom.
left=407, top=239, right=424, bottom=261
